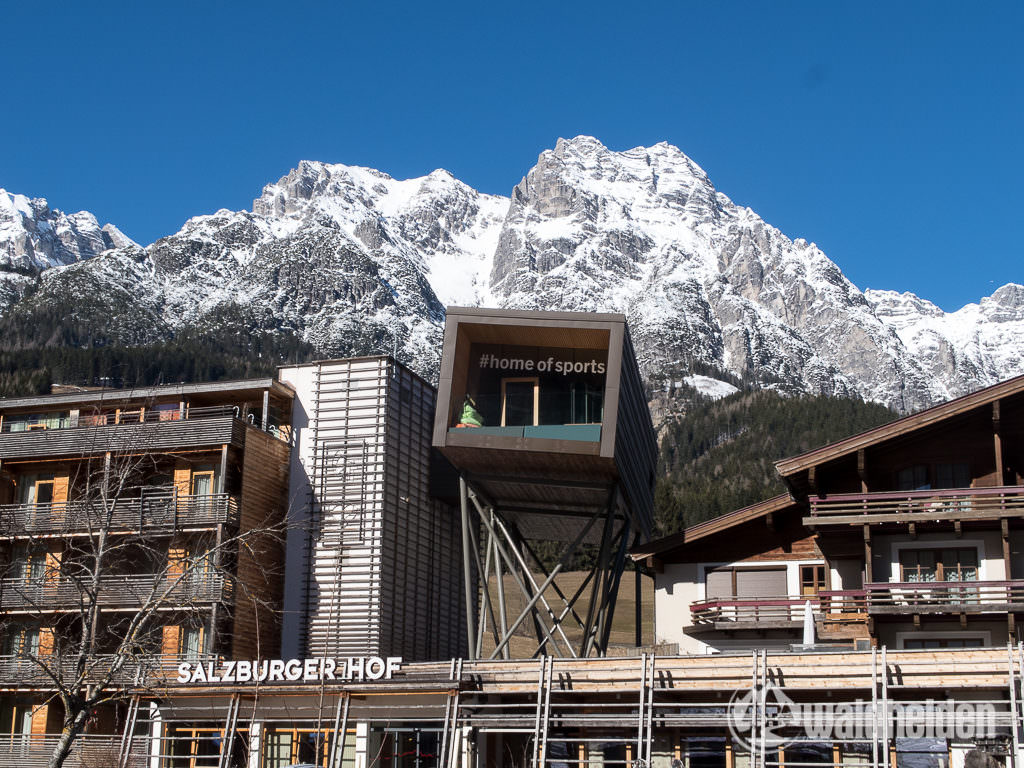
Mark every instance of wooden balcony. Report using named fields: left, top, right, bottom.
left=0, top=405, right=249, bottom=460
left=691, top=582, right=1024, bottom=632
left=0, top=492, right=239, bottom=537
left=0, top=573, right=228, bottom=612
left=805, top=486, right=1024, bottom=526
left=858, top=580, right=1024, bottom=615
left=690, top=595, right=819, bottom=630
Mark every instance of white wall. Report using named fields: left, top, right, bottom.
left=654, top=556, right=825, bottom=654
left=277, top=363, right=317, bottom=658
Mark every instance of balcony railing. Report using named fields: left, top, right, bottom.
left=694, top=581, right=1024, bottom=626
left=0, top=572, right=228, bottom=611
left=806, top=486, right=1024, bottom=525
left=854, top=580, right=1024, bottom=614
left=0, top=404, right=288, bottom=460
left=690, top=595, right=822, bottom=625
left=0, top=492, right=239, bottom=536
left=0, top=653, right=216, bottom=687
left=1, top=404, right=236, bottom=433
left=0, top=734, right=151, bottom=768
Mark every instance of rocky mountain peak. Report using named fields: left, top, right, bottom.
left=1, top=139, right=1021, bottom=415
left=985, top=283, right=1024, bottom=312
left=0, top=188, right=136, bottom=272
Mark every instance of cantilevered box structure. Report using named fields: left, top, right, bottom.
left=433, top=307, right=657, bottom=658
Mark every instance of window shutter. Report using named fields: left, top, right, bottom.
left=735, top=568, right=787, bottom=598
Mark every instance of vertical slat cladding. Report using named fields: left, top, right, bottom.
left=289, top=356, right=467, bottom=660
left=613, top=330, right=657, bottom=537
left=381, top=361, right=467, bottom=661
left=306, top=358, right=388, bottom=657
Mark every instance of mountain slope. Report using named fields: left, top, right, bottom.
left=0, top=138, right=1020, bottom=412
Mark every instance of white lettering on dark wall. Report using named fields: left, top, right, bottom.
left=175, top=656, right=402, bottom=685
left=478, top=353, right=606, bottom=375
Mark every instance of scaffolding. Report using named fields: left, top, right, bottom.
left=38, top=646, right=1024, bottom=768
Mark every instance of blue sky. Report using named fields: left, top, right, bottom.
left=1, top=1, right=1019, bottom=311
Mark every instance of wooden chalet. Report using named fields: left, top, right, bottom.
left=635, top=373, right=1024, bottom=655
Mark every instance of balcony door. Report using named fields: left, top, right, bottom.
left=501, top=377, right=539, bottom=427
left=18, top=474, right=54, bottom=506
left=190, top=471, right=215, bottom=497
left=899, top=548, right=978, bottom=582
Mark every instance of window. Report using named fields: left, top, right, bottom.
left=179, top=626, right=204, bottom=660
left=569, top=382, right=603, bottom=424
left=935, top=462, right=970, bottom=489
left=897, top=462, right=972, bottom=491
left=0, top=700, right=34, bottom=736
left=897, top=465, right=930, bottom=491
left=4, top=412, right=69, bottom=432
left=263, top=727, right=355, bottom=768
left=903, top=637, right=984, bottom=649
left=155, top=403, right=181, bottom=422
left=17, top=474, right=55, bottom=506
left=501, top=378, right=539, bottom=427
left=801, top=565, right=826, bottom=596
left=370, top=728, right=440, bottom=768
left=190, top=470, right=215, bottom=497
left=2, top=626, right=40, bottom=657
left=899, top=548, right=978, bottom=582
left=706, top=566, right=788, bottom=599
left=166, top=725, right=242, bottom=768
left=10, top=544, right=48, bottom=583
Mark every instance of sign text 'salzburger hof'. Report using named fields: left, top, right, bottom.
left=176, top=657, right=403, bottom=684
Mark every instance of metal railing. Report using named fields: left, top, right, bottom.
left=0, top=492, right=238, bottom=535
left=807, top=485, right=1024, bottom=521
left=0, top=653, right=217, bottom=686
left=0, top=404, right=234, bottom=433
left=0, top=572, right=228, bottom=611
left=0, top=733, right=151, bottom=768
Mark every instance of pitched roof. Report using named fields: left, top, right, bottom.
left=774, top=372, right=1024, bottom=478
left=629, top=493, right=796, bottom=560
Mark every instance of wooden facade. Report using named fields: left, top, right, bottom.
left=638, top=373, right=1024, bottom=655
left=0, top=378, right=295, bottom=743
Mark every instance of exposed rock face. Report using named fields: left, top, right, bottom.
left=0, top=188, right=137, bottom=315
left=489, top=138, right=943, bottom=409
left=0, top=139, right=1021, bottom=412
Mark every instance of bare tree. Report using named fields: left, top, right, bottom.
left=0, top=408, right=288, bottom=768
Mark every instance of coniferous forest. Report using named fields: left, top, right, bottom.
left=653, top=388, right=897, bottom=535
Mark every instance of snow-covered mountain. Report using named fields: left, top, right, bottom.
left=0, top=137, right=1019, bottom=412
left=0, top=188, right=136, bottom=313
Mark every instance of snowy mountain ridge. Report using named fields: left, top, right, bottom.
left=0, top=138, right=1020, bottom=413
